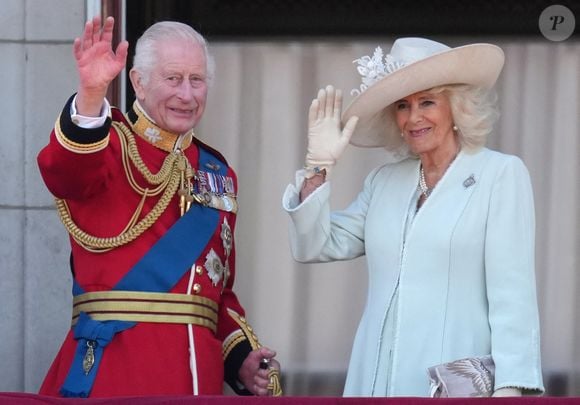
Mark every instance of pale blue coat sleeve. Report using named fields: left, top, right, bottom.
left=282, top=167, right=382, bottom=263
left=484, top=156, right=544, bottom=393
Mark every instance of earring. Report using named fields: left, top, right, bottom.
left=453, top=125, right=458, bottom=131
left=400, top=132, right=405, bottom=138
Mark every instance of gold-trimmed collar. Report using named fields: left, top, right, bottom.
left=128, top=101, right=193, bottom=153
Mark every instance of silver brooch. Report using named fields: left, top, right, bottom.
left=463, top=175, right=476, bottom=188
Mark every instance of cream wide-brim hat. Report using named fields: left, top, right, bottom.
left=342, top=37, right=505, bottom=148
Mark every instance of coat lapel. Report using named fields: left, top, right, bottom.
left=413, top=149, right=490, bottom=227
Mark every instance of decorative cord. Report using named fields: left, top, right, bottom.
left=55, top=122, right=188, bottom=252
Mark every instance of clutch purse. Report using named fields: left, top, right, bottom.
left=427, top=355, right=495, bottom=398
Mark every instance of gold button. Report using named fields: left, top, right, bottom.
left=193, top=283, right=202, bottom=294
left=195, top=265, right=203, bottom=275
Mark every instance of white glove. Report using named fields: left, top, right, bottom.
left=492, top=387, right=522, bottom=397
left=305, top=85, right=359, bottom=179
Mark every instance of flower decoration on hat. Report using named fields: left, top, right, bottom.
left=343, top=38, right=504, bottom=148
left=351, top=47, right=406, bottom=96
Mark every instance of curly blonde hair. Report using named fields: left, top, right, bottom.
left=377, top=84, right=499, bottom=154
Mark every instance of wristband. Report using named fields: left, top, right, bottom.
left=304, top=166, right=326, bottom=179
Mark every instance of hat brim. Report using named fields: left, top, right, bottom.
left=342, top=43, right=505, bottom=147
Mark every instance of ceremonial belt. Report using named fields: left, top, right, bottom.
left=72, top=291, right=218, bottom=334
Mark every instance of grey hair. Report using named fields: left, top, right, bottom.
left=132, top=21, right=216, bottom=87
left=380, top=84, right=499, bottom=153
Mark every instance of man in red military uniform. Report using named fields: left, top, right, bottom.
left=37, top=16, right=281, bottom=398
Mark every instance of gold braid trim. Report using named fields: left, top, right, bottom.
left=116, top=121, right=181, bottom=192
left=222, top=331, right=247, bottom=359
left=55, top=121, right=190, bottom=253
left=54, top=115, right=110, bottom=154
left=226, top=309, right=261, bottom=350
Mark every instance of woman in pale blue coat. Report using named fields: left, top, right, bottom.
left=282, top=38, right=544, bottom=397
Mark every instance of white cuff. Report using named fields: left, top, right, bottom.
left=70, top=96, right=111, bottom=129
left=282, top=169, right=330, bottom=211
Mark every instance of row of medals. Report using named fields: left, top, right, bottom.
left=178, top=168, right=238, bottom=215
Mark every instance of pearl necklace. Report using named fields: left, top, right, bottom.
left=419, top=145, right=461, bottom=199
left=419, top=166, right=432, bottom=198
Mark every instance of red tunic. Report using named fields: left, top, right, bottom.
left=37, top=97, right=255, bottom=397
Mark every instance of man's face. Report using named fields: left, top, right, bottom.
left=133, top=39, right=208, bottom=134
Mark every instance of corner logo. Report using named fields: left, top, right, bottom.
left=539, top=5, right=576, bottom=41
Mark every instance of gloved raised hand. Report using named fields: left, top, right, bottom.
left=305, top=85, right=359, bottom=179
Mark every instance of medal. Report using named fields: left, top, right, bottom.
left=222, top=196, right=232, bottom=211
left=189, top=170, right=237, bottom=212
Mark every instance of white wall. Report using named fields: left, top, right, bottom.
left=0, top=0, right=84, bottom=393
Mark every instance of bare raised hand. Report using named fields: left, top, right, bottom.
left=73, top=16, right=129, bottom=116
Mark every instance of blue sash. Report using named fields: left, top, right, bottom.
left=61, top=146, right=227, bottom=397
left=60, top=313, right=135, bottom=398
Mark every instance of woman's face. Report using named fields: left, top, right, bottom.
left=395, top=90, right=455, bottom=156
